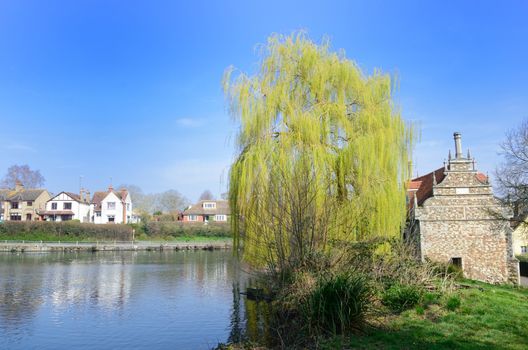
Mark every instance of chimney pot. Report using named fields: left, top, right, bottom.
left=454, top=132, right=463, bottom=159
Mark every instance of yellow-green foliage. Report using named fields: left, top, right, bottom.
left=224, top=32, right=413, bottom=269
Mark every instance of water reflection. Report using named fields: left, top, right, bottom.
left=0, top=251, right=246, bottom=350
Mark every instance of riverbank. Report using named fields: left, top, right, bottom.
left=220, top=280, right=528, bottom=350
left=0, top=238, right=231, bottom=252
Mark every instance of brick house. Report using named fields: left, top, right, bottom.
left=182, top=200, right=230, bottom=223
left=407, top=133, right=519, bottom=284
left=0, top=181, right=51, bottom=221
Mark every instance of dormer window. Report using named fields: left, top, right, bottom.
left=203, top=202, right=216, bottom=209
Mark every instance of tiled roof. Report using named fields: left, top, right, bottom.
left=183, top=200, right=230, bottom=215
left=91, top=190, right=129, bottom=211
left=91, top=192, right=108, bottom=211
left=410, top=168, right=446, bottom=207
left=408, top=168, right=489, bottom=207
left=6, top=189, right=48, bottom=201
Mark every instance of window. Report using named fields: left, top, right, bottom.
left=11, top=202, right=19, bottom=209
left=63, top=202, right=72, bottom=210
left=215, top=214, right=227, bottom=221
left=188, top=215, right=198, bottom=221
left=522, top=246, right=528, bottom=254
left=203, top=202, right=216, bottom=209
left=27, top=201, right=33, bottom=206
left=108, top=215, right=115, bottom=223
left=96, top=212, right=101, bottom=217
left=126, top=203, right=130, bottom=211
left=107, top=202, right=116, bottom=210
left=450, top=257, right=462, bottom=268
left=10, top=214, right=21, bottom=221
left=51, top=203, right=58, bottom=210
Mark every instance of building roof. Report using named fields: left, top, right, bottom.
left=39, top=210, right=75, bottom=216
left=183, top=200, right=230, bottom=216
left=91, top=189, right=129, bottom=211
left=408, top=167, right=489, bottom=207
left=6, top=189, right=48, bottom=201
left=49, top=191, right=90, bottom=204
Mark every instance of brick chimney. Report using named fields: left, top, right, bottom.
left=121, top=188, right=128, bottom=223
left=108, top=184, right=114, bottom=192
left=454, top=132, right=463, bottom=159
left=15, top=180, right=23, bottom=192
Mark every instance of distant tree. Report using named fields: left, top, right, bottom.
left=159, top=190, right=189, bottom=212
left=496, top=119, right=528, bottom=217
left=199, top=190, right=215, bottom=201
left=221, top=192, right=229, bottom=200
left=1, top=164, right=45, bottom=188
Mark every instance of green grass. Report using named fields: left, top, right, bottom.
left=340, top=280, right=528, bottom=350
left=0, top=233, right=232, bottom=244
left=137, top=235, right=232, bottom=243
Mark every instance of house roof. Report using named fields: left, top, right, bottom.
left=91, top=189, right=129, bottom=211
left=39, top=210, right=75, bottom=216
left=408, top=167, right=489, bottom=207
left=6, top=189, right=48, bottom=201
left=183, top=200, right=230, bottom=215
left=49, top=191, right=90, bottom=204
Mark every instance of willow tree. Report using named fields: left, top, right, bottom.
left=224, top=33, right=413, bottom=273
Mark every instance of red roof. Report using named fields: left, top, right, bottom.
left=408, top=167, right=489, bottom=208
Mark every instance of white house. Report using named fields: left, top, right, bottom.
left=41, top=190, right=91, bottom=222
left=91, top=186, right=132, bottom=224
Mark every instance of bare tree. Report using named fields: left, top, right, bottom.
left=496, top=119, right=528, bottom=217
left=199, top=190, right=215, bottom=201
left=1, top=164, right=45, bottom=188
left=159, top=190, right=189, bottom=212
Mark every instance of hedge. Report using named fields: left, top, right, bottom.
left=135, top=222, right=232, bottom=238
left=0, top=221, right=132, bottom=241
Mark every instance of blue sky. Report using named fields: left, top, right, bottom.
left=0, top=1, right=527, bottom=201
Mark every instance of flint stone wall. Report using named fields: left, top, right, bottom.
left=416, top=160, right=519, bottom=284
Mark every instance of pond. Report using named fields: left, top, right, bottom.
left=0, top=250, right=261, bottom=350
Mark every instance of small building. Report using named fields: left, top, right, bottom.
left=1, top=181, right=51, bottom=221
left=0, top=189, right=10, bottom=221
left=90, top=186, right=132, bottom=224
left=182, top=200, right=230, bottom=223
left=40, top=190, right=91, bottom=222
left=512, top=219, right=528, bottom=256
left=407, top=132, right=519, bottom=284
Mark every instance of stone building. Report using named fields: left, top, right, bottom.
left=408, top=133, right=519, bottom=284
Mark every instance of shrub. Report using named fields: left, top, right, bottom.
left=382, top=283, right=422, bottom=313
left=445, top=295, right=461, bottom=311
left=142, top=222, right=231, bottom=238
left=421, top=292, right=440, bottom=307
left=0, top=221, right=132, bottom=241
left=415, top=305, right=425, bottom=315
left=304, top=272, right=372, bottom=335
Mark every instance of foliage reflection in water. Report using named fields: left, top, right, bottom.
left=0, top=250, right=271, bottom=350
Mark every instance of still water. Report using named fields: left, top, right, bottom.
left=0, top=250, right=252, bottom=350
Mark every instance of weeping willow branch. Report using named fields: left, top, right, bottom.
left=224, top=32, right=414, bottom=272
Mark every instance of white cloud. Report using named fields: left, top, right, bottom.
left=5, top=143, right=36, bottom=152
left=175, top=118, right=204, bottom=128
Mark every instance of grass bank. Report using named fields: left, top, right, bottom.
left=0, top=221, right=232, bottom=243
left=340, top=280, right=528, bottom=350
left=226, top=280, right=527, bottom=350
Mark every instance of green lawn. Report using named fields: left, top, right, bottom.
left=0, top=233, right=232, bottom=244
left=336, top=280, right=528, bottom=350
